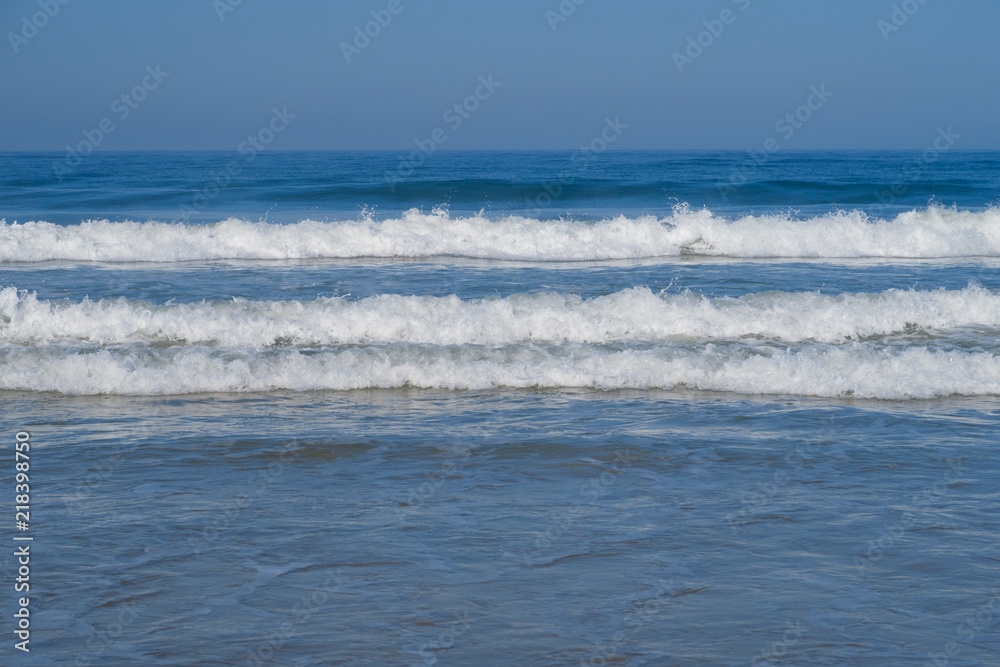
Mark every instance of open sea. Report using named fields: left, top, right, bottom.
left=2, top=150, right=999, bottom=666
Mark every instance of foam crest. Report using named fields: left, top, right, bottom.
left=1, top=344, right=997, bottom=398
left=2, top=285, right=999, bottom=346
left=2, top=206, right=1000, bottom=262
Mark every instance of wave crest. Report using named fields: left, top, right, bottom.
left=3, top=206, right=1000, bottom=262
left=1, top=344, right=998, bottom=398
left=2, top=285, right=999, bottom=346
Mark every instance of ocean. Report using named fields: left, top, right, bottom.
left=2, top=150, right=999, bottom=665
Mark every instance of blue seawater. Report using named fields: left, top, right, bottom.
left=1, top=151, right=999, bottom=665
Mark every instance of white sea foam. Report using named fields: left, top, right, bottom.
left=1, top=344, right=997, bottom=398
left=2, top=206, right=1000, bottom=262
left=2, top=285, right=999, bottom=347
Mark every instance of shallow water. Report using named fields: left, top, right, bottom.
left=6, top=391, right=999, bottom=665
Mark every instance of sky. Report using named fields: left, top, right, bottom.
left=1, top=0, right=998, bottom=151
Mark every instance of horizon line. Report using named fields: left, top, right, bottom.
left=3, top=148, right=1000, bottom=154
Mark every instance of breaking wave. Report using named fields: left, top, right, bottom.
left=2, top=285, right=999, bottom=347
left=1, top=344, right=998, bottom=398
left=2, top=283, right=1000, bottom=398
left=2, top=206, right=1000, bottom=262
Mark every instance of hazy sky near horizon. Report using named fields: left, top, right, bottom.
left=2, top=0, right=998, bottom=151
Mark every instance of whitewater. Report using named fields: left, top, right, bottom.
left=6, top=150, right=1000, bottom=666
left=3, top=205, right=1000, bottom=262
left=2, top=283, right=998, bottom=398
left=2, top=343, right=997, bottom=398
left=2, top=284, right=999, bottom=346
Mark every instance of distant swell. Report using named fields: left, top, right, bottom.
left=2, top=285, right=999, bottom=346
left=3, top=206, right=1000, bottom=262
left=1, top=345, right=998, bottom=398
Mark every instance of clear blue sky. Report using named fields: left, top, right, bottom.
left=2, top=0, right=998, bottom=151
